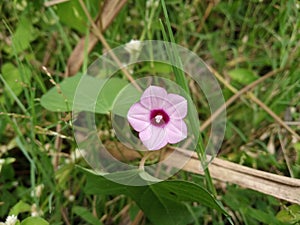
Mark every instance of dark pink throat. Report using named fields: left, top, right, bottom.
left=150, top=109, right=170, bottom=127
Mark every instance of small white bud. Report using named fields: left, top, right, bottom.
left=31, top=204, right=43, bottom=217
left=70, top=148, right=86, bottom=162
left=110, top=129, right=115, bottom=138
left=146, top=0, right=159, bottom=8
left=68, top=195, right=75, bottom=202
left=103, top=130, right=110, bottom=136
left=31, top=211, right=39, bottom=217
left=35, top=184, right=44, bottom=198
left=146, top=0, right=152, bottom=8
left=292, top=136, right=298, bottom=144
left=124, top=40, right=142, bottom=55
left=290, top=107, right=296, bottom=114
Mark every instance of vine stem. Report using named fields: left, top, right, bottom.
left=139, top=152, right=154, bottom=171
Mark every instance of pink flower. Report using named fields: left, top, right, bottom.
left=127, top=85, right=188, bottom=150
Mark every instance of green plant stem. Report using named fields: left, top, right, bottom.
left=195, top=136, right=217, bottom=197
left=160, top=0, right=190, bottom=95
left=160, top=0, right=216, bottom=197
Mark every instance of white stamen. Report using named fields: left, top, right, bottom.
left=155, top=115, right=163, bottom=123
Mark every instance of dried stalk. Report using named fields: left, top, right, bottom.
left=66, top=0, right=128, bottom=76
left=104, top=141, right=300, bottom=204
left=165, top=148, right=300, bottom=205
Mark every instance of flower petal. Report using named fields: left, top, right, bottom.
left=164, top=93, right=187, bottom=119
left=165, top=119, right=187, bottom=144
left=140, top=86, right=168, bottom=109
left=139, top=125, right=168, bottom=150
left=127, top=102, right=150, bottom=132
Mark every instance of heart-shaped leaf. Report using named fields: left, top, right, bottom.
left=40, top=74, right=128, bottom=114
left=81, top=167, right=230, bottom=225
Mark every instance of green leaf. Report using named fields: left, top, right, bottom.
left=56, top=0, right=101, bottom=33
left=139, top=62, right=173, bottom=74
left=0, top=63, right=30, bottom=103
left=40, top=73, right=128, bottom=113
left=12, top=16, right=35, bottom=53
left=276, top=204, right=300, bottom=224
left=73, top=206, right=103, bottom=225
left=9, top=200, right=31, bottom=216
left=134, top=186, right=190, bottom=225
left=81, top=167, right=230, bottom=225
left=223, top=187, right=285, bottom=225
left=245, top=207, right=286, bottom=225
left=112, top=84, right=141, bottom=117
left=83, top=168, right=139, bottom=195
left=153, top=181, right=225, bottom=212
left=228, top=68, right=258, bottom=85
left=20, top=217, right=49, bottom=225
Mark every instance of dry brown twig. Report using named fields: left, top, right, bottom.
left=104, top=141, right=300, bottom=205
left=66, top=0, right=128, bottom=76
left=200, top=67, right=283, bottom=130
left=278, top=130, right=294, bottom=178
left=190, top=0, right=217, bottom=44
left=178, top=150, right=300, bottom=205
left=131, top=210, right=144, bottom=225
left=178, top=148, right=300, bottom=204
left=78, top=0, right=141, bottom=91
left=61, top=207, right=71, bottom=225
left=0, top=112, right=30, bottom=119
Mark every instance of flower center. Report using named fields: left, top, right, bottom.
left=150, top=109, right=170, bottom=127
